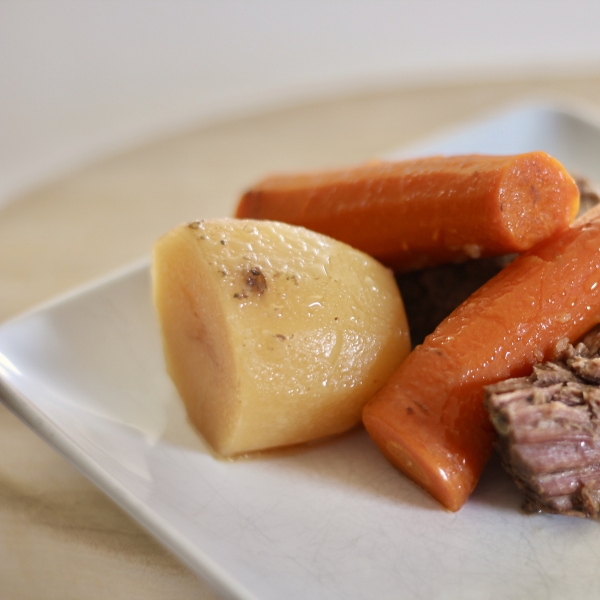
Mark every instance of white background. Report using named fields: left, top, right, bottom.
left=2, top=0, right=600, bottom=208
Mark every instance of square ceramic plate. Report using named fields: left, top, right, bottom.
left=3, top=104, right=600, bottom=600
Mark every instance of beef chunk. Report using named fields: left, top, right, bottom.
left=485, top=326, right=600, bottom=517
left=396, top=254, right=514, bottom=347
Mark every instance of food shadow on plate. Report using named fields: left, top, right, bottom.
left=151, top=370, right=437, bottom=504
left=467, top=452, right=525, bottom=514
left=260, top=427, right=532, bottom=516
left=159, top=388, right=450, bottom=511
left=159, top=388, right=214, bottom=454
left=258, top=426, right=452, bottom=511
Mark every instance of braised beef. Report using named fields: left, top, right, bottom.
left=485, top=326, right=600, bottom=517
left=396, top=255, right=514, bottom=347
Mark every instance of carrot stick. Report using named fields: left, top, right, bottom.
left=362, top=205, right=600, bottom=511
left=235, top=153, right=579, bottom=272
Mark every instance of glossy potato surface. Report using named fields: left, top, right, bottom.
left=152, top=218, right=410, bottom=455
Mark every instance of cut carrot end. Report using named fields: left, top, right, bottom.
left=363, top=399, right=483, bottom=512
left=495, top=152, right=580, bottom=251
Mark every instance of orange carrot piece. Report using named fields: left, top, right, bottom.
left=236, top=153, right=580, bottom=272
left=362, top=206, right=600, bottom=511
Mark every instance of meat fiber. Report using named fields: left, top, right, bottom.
left=485, top=326, right=600, bottom=517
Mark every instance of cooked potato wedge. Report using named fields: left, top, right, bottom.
left=152, top=218, right=410, bottom=455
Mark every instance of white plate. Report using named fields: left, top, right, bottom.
left=3, top=104, right=600, bottom=600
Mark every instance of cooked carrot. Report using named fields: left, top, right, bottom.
left=236, top=153, right=579, bottom=272
left=362, top=205, right=600, bottom=511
